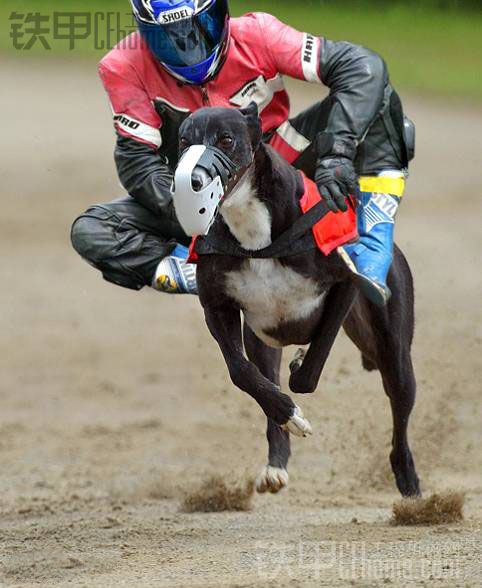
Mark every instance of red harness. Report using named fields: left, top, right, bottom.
left=188, top=173, right=356, bottom=263
left=299, top=173, right=357, bottom=256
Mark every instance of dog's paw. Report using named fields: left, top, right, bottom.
left=282, top=406, right=312, bottom=437
left=289, top=347, right=305, bottom=374
left=256, top=465, right=289, bottom=494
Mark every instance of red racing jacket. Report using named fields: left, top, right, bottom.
left=98, top=12, right=402, bottom=223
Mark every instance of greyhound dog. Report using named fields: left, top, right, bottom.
left=173, top=103, right=420, bottom=497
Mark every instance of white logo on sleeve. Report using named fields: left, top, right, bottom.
left=112, top=113, right=162, bottom=148
left=229, top=75, right=285, bottom=112
left=301, top=33, right=321, bottom=83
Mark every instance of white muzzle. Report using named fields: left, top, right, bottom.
left=171, top=145, right=224, bottom=236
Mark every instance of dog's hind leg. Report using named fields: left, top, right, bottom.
left=289, top=281, right=357, bottom=395
left=345, top=247, right=420, bottom=497
left=243, top=323, right=290, bottom=493
left=381, top=348, right=420, bottom=497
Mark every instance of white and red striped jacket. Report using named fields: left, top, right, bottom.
left=98, top=11, right=403, bottom=218
left=99, top=12, right=323, bottom=164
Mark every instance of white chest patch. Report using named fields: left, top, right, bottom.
left=220, top=173, right=271, bottom=251
left=220, top=173, right=325, bottom=347
left=226, top=259, right=325, bottom=347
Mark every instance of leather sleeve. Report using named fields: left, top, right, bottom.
left=318, top=40, right=388, bottom=146
left=99, top=56, right=182, bottom=223
left=252, top=13, right=388, bottom=149
left=114, top=134, right=176, bottom=219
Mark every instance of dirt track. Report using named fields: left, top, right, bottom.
left=1, top=59, right=481, bottom=587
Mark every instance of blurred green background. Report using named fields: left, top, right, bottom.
left=2, top=0, right=481, bottom=100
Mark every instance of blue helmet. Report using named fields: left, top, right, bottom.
left=130, top=0, right=230, bottom=85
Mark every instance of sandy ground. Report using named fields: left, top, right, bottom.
left=1, top=58, right=481, bottom=587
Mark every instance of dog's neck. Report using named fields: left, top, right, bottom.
left=219, top=144, right=303, bottom=250
left=219, top=168, right=271, bottom=250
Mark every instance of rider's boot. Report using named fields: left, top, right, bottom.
left=338, top=174, right=403, bottom=307
left=152, top=244, right=198, bottom=294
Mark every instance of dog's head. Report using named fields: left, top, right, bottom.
left=178, top=101, right=261, bottom=169
left=172, top=103, right=262, bottom=235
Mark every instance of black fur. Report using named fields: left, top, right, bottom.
left=178, top=106, right=420, bottom=497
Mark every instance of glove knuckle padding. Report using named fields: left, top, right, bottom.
left=315, top=155, right=358, bottom=210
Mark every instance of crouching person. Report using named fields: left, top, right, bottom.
left=72, top=0, right=414, bottom=306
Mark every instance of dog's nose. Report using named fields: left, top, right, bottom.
left=191, top=167, right=211, bottom=192
left=191, top=172, right=204, bottom=191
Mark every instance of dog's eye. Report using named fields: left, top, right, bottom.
left=219, top=136, right=234, bottom=149
left=179, top=137, right=190, bottom=150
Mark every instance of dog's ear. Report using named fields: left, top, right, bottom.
left=240, top=101, right=262, bottom=150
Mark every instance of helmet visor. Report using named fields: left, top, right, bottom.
left=139, top=0, right=228, bottom=68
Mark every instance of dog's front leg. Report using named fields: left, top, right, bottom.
left=204, top=304, right=312, bottom=437
left=289, top=281, right=357, bottom=394
left=243, top=323, right=291, bottom=493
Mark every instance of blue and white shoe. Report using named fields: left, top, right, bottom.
left=338, top=179, right=402, bottom=307
left=152, top=244, right=198, bottom=295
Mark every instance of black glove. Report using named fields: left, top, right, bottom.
left=314, top=156, right=358, bottom=213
